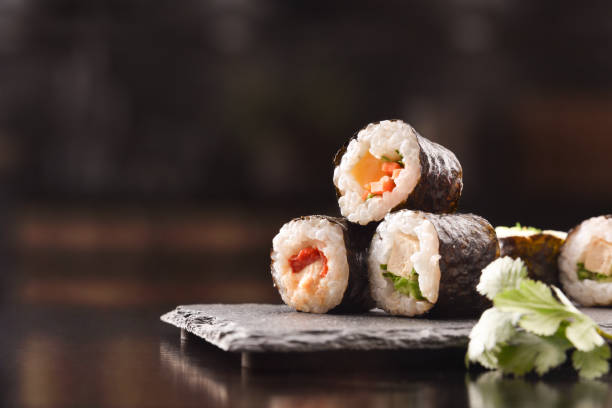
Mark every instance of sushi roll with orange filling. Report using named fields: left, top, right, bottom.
left=333, top=120, right=462, bottom=225
left=271, top=216, right=373, bottom=313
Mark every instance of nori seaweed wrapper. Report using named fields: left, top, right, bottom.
left=499, top=233, right=565, bottom=286
left=346, top=220, right=379, bottom=253
left=332, top=120, right=463, bottom=218
left=271, top=215, right=374, bottom=313
left=423, top=213, right=500, bottom=318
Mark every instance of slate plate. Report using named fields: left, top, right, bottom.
left=161, top=303, right=612, bottom=353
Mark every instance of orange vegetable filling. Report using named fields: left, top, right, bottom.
left=382, top=161, right=402, bottom=175
left=351, top=151, right=386, bottom=187
left=289, top=247, right=328, bottom=277
left=352, top=151, right=404, bottom=201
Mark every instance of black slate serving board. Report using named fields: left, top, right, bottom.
left=161, top=304, right=612, bottom=358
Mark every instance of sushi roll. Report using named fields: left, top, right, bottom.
left=333, top=119, right=462, bottom=225
left=271, top=215, right=373, bottom=313
left=368, top=210, right=499, bottom=318
left=559, top=215, right=612, bottom=306
left=495, top=224, right=567, bottom=286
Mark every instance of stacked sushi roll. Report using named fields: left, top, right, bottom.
left=271, top=119, right=499, bottom=317
left=333, top=120, right=462, bottom=225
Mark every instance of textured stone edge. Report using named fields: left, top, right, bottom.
left=161, top=306, right=244, bottom=352
left=160, top=306, right=473, bottom=353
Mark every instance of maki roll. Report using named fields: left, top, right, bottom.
left=368, top=210, right=499, bottom=318
left=495, top=224, right=567, bottom=286
left=559, top=215, right=612, bottom=306
left=271, top=215, right=373, bottom=313
left=333, top=120, right=462, bottom=225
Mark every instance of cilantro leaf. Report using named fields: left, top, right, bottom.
left=380, top=155, right=392, bottom=162
left=477, top=257, right=528, bottom=301
left=474, top=346, right=503, bottom=370
left=550, top=286, right=604, bottom=351
left=494, top=280, right=575, bottom=336
left=551, top=286, right=580, bottom=312
left=467, top=256, right=612, bottom=379
left=572, top=345, right=611, bottom=379
left=566, top=318, right=605, bottom=352
left=497, top=331, right=571, bottom=376
left=468, top=308, right=518, bottom=360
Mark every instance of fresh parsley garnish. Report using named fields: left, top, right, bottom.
left=380, top=155, right=392, bottom=162
left=576, top=262, right=612, bottom=282
left=467, top=256, right=612, bottom=379
left=381, top=266, right=426, bottom=301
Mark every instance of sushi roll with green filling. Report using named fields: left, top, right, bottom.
left=368, top=210, right=499, bottom=318
left=495, top=223, right=567, bottom=286
left=559, top=215, right=612, bottom=306
left=271, top=215, right=373, bottom=313
left=333, top=120, right=462, bottom=226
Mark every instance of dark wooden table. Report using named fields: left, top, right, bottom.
left=3, top=305, right=612, bottom=408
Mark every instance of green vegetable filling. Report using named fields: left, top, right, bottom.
left=395, top=149, right=404, bottom=166
left=511, top=222, right=542, bottom=233
left=380, top=151, right=404, bottom=167
left=576, top=262, right=612, bottom=282
left=380, top=264, right=426, bottom=301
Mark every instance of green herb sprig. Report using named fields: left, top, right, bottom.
left=467, top=257, right=612, bottom=379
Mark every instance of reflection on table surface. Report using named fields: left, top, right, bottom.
left=3, top=306, right=612, bottom=408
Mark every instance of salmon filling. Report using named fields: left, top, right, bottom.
left=351, top=151, right=404, bottom=201
left=289, top=247, right=328, bottom=278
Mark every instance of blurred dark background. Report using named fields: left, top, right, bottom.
left=3, top=1, right=612, bottom=406
left=2, top=0, right=612, bottom=312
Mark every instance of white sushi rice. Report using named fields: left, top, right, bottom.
left=495, top=227, right=567, bottom=240
left=559, top=216, right=612, bottom=306
left=271, top=217, right=349, bottom=313
left=333, top=120, right=421, bottom=225
left=368, top=210, right=441, bottom=316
